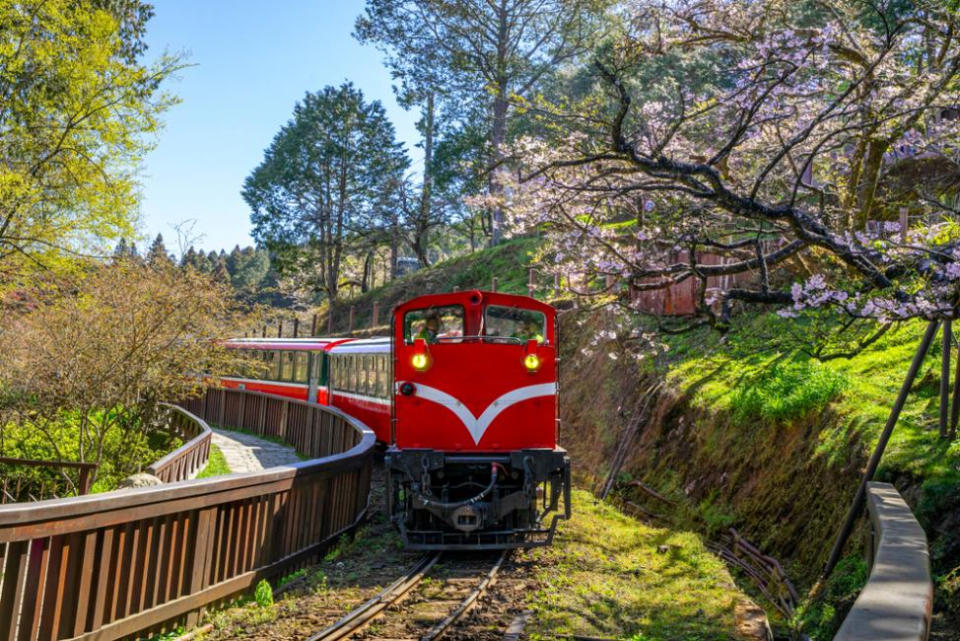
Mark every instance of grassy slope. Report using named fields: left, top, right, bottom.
left=529, top=489, right=751, bottom=641
left=322, top=237, right=548, bottom=334
left=558, top=309, right=960, bottom=637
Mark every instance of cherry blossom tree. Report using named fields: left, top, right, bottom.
left=495, top=0, right=960, bottom=350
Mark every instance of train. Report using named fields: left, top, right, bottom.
left=222, top=290, right=571, bottom=549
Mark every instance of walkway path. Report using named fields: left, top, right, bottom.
left=211, top=428, right=301, bottom=473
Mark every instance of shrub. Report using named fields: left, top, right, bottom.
left=730, top=360, right=847, bottom=423
left=0, top=259, right=252, bottom=490
left=254, top=579, right=274, bottom=608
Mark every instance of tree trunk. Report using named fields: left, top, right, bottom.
left=489, top=0, right=510, bottom=247
left=856, top=139, right=888, bottom=229
left=417, top=92, right=435, bottom=266
left=361, top=250, right=374, bottom=293
left=390, top=211, right=399, bottom=280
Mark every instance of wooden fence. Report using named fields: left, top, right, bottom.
left=0, top=458, right=97, bottom=504
left=145, top=404, right=213, bottom=484
left=0, top=387, right=375, bottom=641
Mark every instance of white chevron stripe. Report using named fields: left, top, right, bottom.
left=404, top=382, right=556, bottom=444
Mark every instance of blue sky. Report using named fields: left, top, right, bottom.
left=140, top=1, right=420, bottom=254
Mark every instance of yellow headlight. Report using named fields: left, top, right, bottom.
left=411, top=353, right=429, bottom=371
left=524, top=353, right=541, bottom=371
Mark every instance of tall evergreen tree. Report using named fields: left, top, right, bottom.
left=146, top=234, right=173, bottom=267
left=243, top=82, right=409, bottom=301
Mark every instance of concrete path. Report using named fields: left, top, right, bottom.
left=211, top=429, right=301, bottom=473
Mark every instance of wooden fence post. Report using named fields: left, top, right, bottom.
left=900, top=207, right=909, bottom=243
left=491, top=277, right=498, bottom=292
left=293, top=317, right=299, bottom=338
left=349, top=306, right=355, bottom=333
left=371, top=302, right=379, bottom=328
left=528, top=268, right=536, bottom=298
left=311, top=314, right=318, bottom=337
left=277, top=320, right=283, bottom=338
left=261, top=326, right=267, bottom=338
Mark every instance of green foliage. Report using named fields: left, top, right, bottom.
left=793, top=555, right=867, bottom=639
left=323, top=534, right=353, bottom=562
left=0, top=259, right=252, bottom=486
left=253, top=579, right=274, bottom=608
left=243, top=82, right=409, bottom=301
left=277, top=568, right=307, bottom=590
left=195, top=444, right=231, bottom=479
left=0, top=0, right=180, bottom=281
left=0, top=409, right=181, bottom=495
left=729, top=361, right=847, bottom=423
left=325, top=236, right=542, bottom=332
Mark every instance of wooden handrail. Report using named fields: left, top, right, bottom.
left=0, top=387, right=375, bottom=641
left=833, top=482, right=933, bottom=641
left=0, top=457, right=98, bottom=470
left=146, top=404, right=213, bottom=483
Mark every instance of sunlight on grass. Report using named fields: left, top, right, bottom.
left=526, top=489, right=747, bottom=641
left=196, top=443, right=230, bottom=479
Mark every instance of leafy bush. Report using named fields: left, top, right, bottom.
left=253, top=579, right=274, bottom=608
left=730, top=360, right=847, bottom=423
left=0, top=259, right=252, bottom=490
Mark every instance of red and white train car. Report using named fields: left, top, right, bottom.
left=222, top=290, right=570, bottom=549
left=387, top=290, right=570, bottom=549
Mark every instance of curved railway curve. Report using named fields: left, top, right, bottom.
left=0, top=387, right=375, bottom=641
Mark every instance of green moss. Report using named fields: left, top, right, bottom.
left=526, top=489, right=747, bottom=641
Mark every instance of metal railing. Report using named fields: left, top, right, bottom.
left=833, top=482, right=933, bottom=641
left=0, top=386, right=375, bottom=641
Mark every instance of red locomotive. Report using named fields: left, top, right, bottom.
left=223, top=290, right=571, bottom=549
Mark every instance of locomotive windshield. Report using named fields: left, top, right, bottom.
left=403, top=305, right=465, bottom=343
left=484, top=306, right=546, bottom=343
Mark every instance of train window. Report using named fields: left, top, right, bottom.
left=294, top=353, right=309, bottom=382
left=279, top=351, right=293, bottom=381
left=484, top=306, right=547, bottom=343
left=378, top=355, right=389, bottom=398
left=264, top=351, right=279, bottom=380
left=360, top=354, right=373, bottom=395
left=403, top=305, right=465, bottom=344
left=348, top=355, right=358, bottom=392
left=333, top=356, right=342, bottom=390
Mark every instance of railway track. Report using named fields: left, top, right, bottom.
left=307, top=550, right=509, bottom=641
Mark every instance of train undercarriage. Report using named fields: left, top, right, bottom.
left=385, top=447, right=571, bottom=550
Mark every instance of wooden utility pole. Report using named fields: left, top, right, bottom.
left=820, top=320, right=940, bottom=586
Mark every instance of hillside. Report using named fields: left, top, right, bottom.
left=321, top=237, right=556, bottom=334
left=558, top=310, right=960, bottom=638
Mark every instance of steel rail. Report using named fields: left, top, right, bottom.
left=420, top=549, right=509, bottom=641
left=306, top=553, right=441, bottom=641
